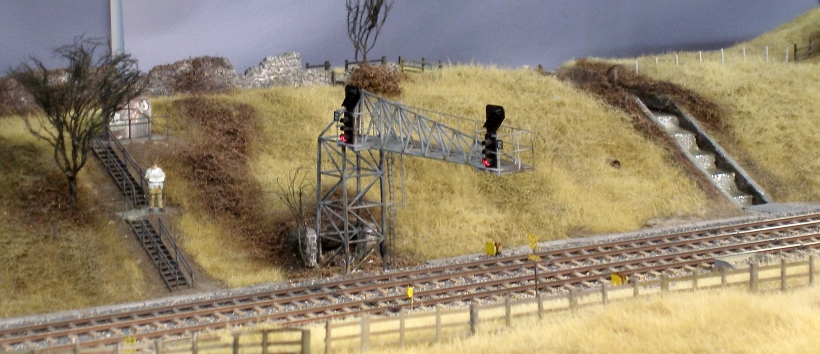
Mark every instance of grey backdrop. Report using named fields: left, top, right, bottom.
left=1, top=1, right=816, bottom=73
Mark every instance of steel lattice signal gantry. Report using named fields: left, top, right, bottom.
left=315, top=86, right=535, bottom=272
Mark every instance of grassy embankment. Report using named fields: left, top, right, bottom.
left=148, top=64, right=719, bottom=289
left=314, top=285, right=820, bottom=354
left=616, top=7, right=820, bottom=202
left=5, top=6, right=817, bottom=319
left=0, top=118, right=148, bottom=317
left=336, top=9, right=820, bottom=353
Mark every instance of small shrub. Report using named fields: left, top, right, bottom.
left=0, top=77, right=38, bottom=117
left=347, top=63, right=405, bottom=96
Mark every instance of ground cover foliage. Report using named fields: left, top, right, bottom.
left=149, top=63, right=722, bottom=286
left=346, top=285, right=820, bottom=354
left=0, top=118, right=147, bottom=317
left=2, top=6, right=817, bottom=318
left=608, top=6, right=820, bottom=202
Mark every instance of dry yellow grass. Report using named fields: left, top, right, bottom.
left=347, top=286, right=820, bottom=354
left=619, top=47, right=820, bottom=201
left=150, top=65, right=713, bottom=283
left=0, top=118, right=148, bottom=317
left=740, top=7, right=820, bottom=47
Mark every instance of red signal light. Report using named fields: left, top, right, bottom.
left=482, top=158, right=491, bottom=168
left=339, top=134, right=347, bottom=143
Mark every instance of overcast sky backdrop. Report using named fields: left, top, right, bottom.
left=1, top=1, right=817, bottom=73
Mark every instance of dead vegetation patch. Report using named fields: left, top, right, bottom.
left=145, top=56, right=236, bottom=96
left=558, top=58, right=724, bottom=131
left=169, top=97, right=296, bottom=265
left=347, top=63, right=406, bottom=96
left=557, top=58, right=730, bottom=206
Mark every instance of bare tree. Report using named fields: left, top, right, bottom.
left=346, top=0, right=394, bottom=62
left=10, top=37, right=143, bottom=207
left=274, top=167, right=315, bottom=265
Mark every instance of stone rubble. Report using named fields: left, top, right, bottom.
left=145, top=52, right=338, bottom=96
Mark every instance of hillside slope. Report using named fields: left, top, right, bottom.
left=140, top=65, right=730, bottom=290
left=618, top=7, right=820, bottom=202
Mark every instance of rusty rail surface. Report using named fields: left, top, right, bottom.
left=3, top=211, right=820, bottom=352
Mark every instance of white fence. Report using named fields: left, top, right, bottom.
left=628, top=46, right=793, bottom=74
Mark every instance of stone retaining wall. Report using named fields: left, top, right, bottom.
left=145, top=52, right=337, bottom=96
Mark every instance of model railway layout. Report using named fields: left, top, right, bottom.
left=2, top=211, right=820, bottom=352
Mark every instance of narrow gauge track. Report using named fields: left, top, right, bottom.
left=4, top=212, right=820, bottom=352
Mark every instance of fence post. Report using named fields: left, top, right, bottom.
left=721, top=267, right=727, bottom=288
left=74, top=343, right=80, bottom=354
left=325, top=319, right=332, bottom=354
left=116, top=343, right=122, bottom=354
left=634, top=60, right=638, bottom=73
left=421, top=57, right=426, bottom=72
left=330, top=71, right=336, bottom=86
left=569, top=289, right=577, bottom=311
left=794, top=43, right=798, bottom=62
left=155, top=338, right=164, bottom=354
left=399, top=309, right=406, bottom=348
left=633, top=279, right=639, bottom=297
left=537, top=291, right=543, bottom=319
left=191, top=332, right=199, bottom=354
left=435, top=306, right=441, bottom=343
left=720, top=48, right=724, bottom=64
left=601, top=283, right=608, bottom=305
left=469, top=301, right=478, bottom=336
left=305, top=62, right=310, bottom=69
left=439, top=60, right=443, bottom=68
left=505, top=294, right=511, bottom=327
left=232, top=334, right=240, bottom=354
left=693, top=271, right=699, bottom=290
left=661, top=273, right=669, bottom=292
left=750, top=262, right=759, bottom=292
left=344, top=60, right=349, bottom=71
left=380, top=56, right=386, bottom=65
left=785, top=46, right=790, bottom=62
left=260, top=330, right=266, bottom=354
left=324, top=61, right=330, bottom=71
left=301, top=329, right=311, bottom=354
left=360, top=314, right=370, bottom=352
left=743, top=47, right=746, bottom=62
left=675, top=54, right=679, bottom=66
left=811, top=255, right=815, bottom=285
left=699, top=51, right=702, bottom=63
left=781, top=258, right=788, bottom=291
left=655, top=56, right=659, bottom=71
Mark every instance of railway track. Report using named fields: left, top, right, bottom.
left=4, top=210, right=820, bottom=352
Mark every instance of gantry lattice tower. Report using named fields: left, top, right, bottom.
left=315, top=86, right=535, bottom=272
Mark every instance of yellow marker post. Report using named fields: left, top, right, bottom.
left=528, top=254, right=542, bottom=295
left=485, top=242, right=496, bottom=256
left=528, top=233, right=538, bottom=251
left=406, top=286, right=414, bottom=309
left=124, top=336, right=136, bottom=354
left=610, top=272, right=626, bottom=286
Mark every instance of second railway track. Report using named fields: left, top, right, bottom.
left=4, top=208, right=820, bottom=352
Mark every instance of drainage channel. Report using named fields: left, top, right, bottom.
left=635, top=95, right=772, bottom=208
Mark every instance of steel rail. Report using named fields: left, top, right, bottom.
left=4, top=212, right=820, bottom=351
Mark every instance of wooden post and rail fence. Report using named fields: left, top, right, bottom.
left=794, top=38, right=820, bottom=62
left=322, top=254, right=817, bottom=352
left=23, top=255, right=817, bottom=354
